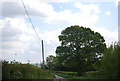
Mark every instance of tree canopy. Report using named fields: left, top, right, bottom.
left=56, top=25, right=106, bottom=75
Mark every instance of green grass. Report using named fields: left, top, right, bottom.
left=54, top=73, right=88, bottom=79
left=54, top=72, right=85, bottom=79
left=56, top=71, right=77, bottom=75
left=53, top=71, right=99, bottom=79
left=54, top=73, right=73, bottom=78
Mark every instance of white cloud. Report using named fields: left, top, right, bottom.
left=90, top=26, right=118, bottom=46
left=1, top=0, right=71, bottom=3
left=1, top=1, right=48, bottom=18
left=39, top=29, right=61, bottom=44
left=1, top=0, right=116, bottom=3
left=0, top=18, right=39, bottom=61
left=0, top=18, right=61, bottom=62
left=74, top=3, right=100, bottom=14
left=1, top=1, right=100, bottom=27
left=44, top=2, right=100, bottom=27
left=39, top=0, right=71, bottom=3
left=105, top=11, right=111, bottom=16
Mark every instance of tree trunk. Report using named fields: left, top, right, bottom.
left=77, top=69, right=84, bottom=76
left=76, top=64, right=84, bottom=76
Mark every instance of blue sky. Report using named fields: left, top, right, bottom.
left=0, top=0, right=119, bottom=63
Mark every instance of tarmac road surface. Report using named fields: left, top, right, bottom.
left=54, top=75, right=67, bottom=81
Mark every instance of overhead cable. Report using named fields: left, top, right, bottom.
left=21, top=0, right=41, bottom=42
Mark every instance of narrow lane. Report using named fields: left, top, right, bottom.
left=54, top=75, right=67, bottom=81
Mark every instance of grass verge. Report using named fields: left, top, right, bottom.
left=53, top=71, right=99, bottom=79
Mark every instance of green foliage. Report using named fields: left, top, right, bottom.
left=2, top=61, right=54, bottom=79
left=99, top=44, right=119, bottom=79
left=46, top=55, right=56, bottom=70
left=56, top=25, right=106, bottom=75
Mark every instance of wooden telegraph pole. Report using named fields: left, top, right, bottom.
left=41, top=40, right=45, bottom=67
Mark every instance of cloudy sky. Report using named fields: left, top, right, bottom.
left=0, top=0, right=119, bottom=63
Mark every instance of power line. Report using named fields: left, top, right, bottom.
left=21, top=0, right=41, bottom=42
left=21, top=0, right=45, bottom=65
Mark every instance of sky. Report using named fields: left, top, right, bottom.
left=0, top=0, right=119, bottom=63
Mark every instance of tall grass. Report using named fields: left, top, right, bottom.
left=2, top=61, right=54, bottom=79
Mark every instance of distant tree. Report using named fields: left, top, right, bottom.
left=46, top=55, right=57, bottom=70
left=56, top=25, right=106, bottom=75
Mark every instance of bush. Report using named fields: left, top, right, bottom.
left=2, top=61, right=53, bottom=79
left=98, top=44, right=119, bottom=79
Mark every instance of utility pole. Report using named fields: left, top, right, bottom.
left=41, top=40, right=45, bottom=66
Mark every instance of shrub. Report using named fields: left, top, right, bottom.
left=98, top=44, right=119, bottom=79
left=2, top=61, right=53, bottom=79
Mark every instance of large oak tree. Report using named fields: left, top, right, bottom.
left=56, top=25, right=106, bottom=75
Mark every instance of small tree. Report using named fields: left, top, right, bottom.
left=46, top=55, right=56, bottom=70
left=56, top=25, right=106, bottom=75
